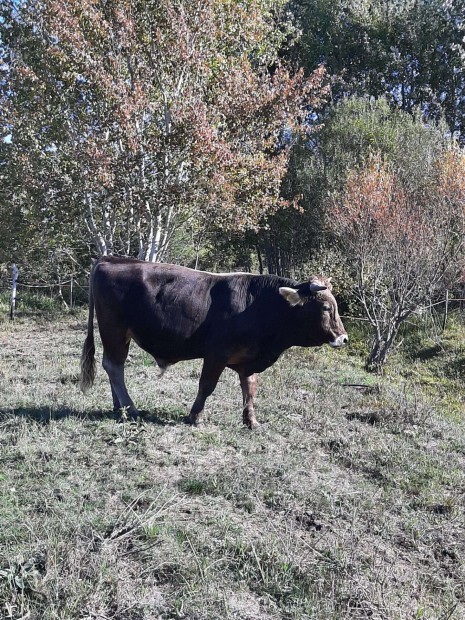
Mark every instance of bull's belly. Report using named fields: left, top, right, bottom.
left=129, top=327, right=263, bottom=368
left=129, top=330, right=204, bottom=365
left=228, top=352, right=281, bottom=375
left=128, top=320, right=282, bottom=375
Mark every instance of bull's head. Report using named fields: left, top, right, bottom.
left=279, top=278, right=330, bottom=306
left=279, top=277, right=348, bottom=348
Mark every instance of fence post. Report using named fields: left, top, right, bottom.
left=442, top=289, right=449, bottom=332
left=70, top=275, right=74, bottom=308
left=10, top=264, right=19, bottom=320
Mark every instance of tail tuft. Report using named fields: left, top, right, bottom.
left=80, top=335, right=96, bottom=393
left=80, top=263, right=97, bottom=393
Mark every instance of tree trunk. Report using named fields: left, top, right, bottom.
left=365, top=323, right=401, bottom=372
left=10, top=264, right=19, bottom=320
left=85, top=192, right=108, bottom=256
left=256, top=243, right=264, bottom=274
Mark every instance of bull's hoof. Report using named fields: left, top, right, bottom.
left=116, top=407, right=139, bottom=423
left=184, top=415, right=202, bottom=426
left=244, top=418, right=259, bottom=430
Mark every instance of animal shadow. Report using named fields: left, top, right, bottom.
left=0, top=406, right=178, bottom=426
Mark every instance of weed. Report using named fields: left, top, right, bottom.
left=178, top=478, right=207, bottom=496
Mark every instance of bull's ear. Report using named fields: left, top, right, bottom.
left=279, top=287, right=303, bottom=307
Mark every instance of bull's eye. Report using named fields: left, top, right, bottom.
left=323, top=305, right=331, bottom=313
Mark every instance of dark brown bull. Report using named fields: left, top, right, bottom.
left=80, top=256, right=347, bottom=427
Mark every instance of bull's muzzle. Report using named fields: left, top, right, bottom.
left=329, top=334, right=348, bottom=348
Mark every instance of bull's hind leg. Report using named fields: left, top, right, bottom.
left=99, top=325, right=139, bottom=420
left=187, top=360, right=225, bottom=426
left=239, top=372, right=259, bottom=429
left=102, top=353, right=138, bottom=420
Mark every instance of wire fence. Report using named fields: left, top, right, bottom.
left=2, top=273, right=465, bottom=324
left=342, top=298, right=465, bottom=320
left=1, top=275, right=89, bottom=316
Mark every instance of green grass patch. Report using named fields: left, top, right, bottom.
left=0, top=308, right=464, bottom=619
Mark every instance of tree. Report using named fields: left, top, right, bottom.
left=256, top=96, right=449, bottom=279
left=1, top=0, right=326, bottom=266
left=288, top=0, right=465, bottom=141
left=329, top=149, right=465, bottom=371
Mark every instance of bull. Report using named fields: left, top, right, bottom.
left=80, top=256, right=347, bottom=427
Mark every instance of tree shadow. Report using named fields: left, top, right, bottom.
left=444, top=356, right=465, bottom=379
left=0, top=406, right=179, bottom=426
left=409, top=344, right=443, bottom=361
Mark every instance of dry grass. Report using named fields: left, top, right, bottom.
left=0, top=303, right=464, bottom=619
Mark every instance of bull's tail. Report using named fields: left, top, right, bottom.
left=80, top=265, right=96, bottom=393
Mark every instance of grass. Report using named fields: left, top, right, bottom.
left=342, top=312, right=465, bottom=416
left=0, top=295, right=464, bottom=619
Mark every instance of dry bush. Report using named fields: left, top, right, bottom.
left=330, top=148, right=465, bottom=371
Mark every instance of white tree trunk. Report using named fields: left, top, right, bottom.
left=10, top=264, right=19, bottom=320
left=85, top=192, right=108, bottom=256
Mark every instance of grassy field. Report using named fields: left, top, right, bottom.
left=1, top=296, right=464, bottom=619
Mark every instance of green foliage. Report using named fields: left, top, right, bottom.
left=320, top=97, right=449, bottom=190
left=289, top=0, right=465, bottom=140
left=1, top=0, right=325, bottom=271
left=0, top=289, right=73, bottom=321
left=259, top=96, right=451, bottom=281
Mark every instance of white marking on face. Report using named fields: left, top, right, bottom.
left=329, top=334, right=348, bottom=348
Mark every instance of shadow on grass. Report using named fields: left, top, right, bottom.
left=407, top=345, right=465, bottom=378
left=408, top=344, right=443, bottom=361
left=444, top=355, right=465, bottom=378
left=0, top=406, right=182, bottom=426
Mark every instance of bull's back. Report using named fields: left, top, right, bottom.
left=91, top=258, right=254, bottom=361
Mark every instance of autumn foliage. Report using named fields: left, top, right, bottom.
left=330, top=149, right=465, bottom=370
left=3, top=0, right=327, bottom=262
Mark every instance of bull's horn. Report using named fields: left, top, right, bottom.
left=309, top=281, right=327, bottom=292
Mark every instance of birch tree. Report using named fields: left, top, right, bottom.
left=3, top=0, right=326, bottom=261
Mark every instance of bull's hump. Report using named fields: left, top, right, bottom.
left=201, top=270, right=250, bottom=277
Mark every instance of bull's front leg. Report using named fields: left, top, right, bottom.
left=239, top=372, right=259, bottom=429
left=187, top=360, right=225, bottom=426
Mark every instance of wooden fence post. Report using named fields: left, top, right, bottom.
left=442, top=289, right=449, bottom=332
left=10, top=264, right=19, bottom=320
